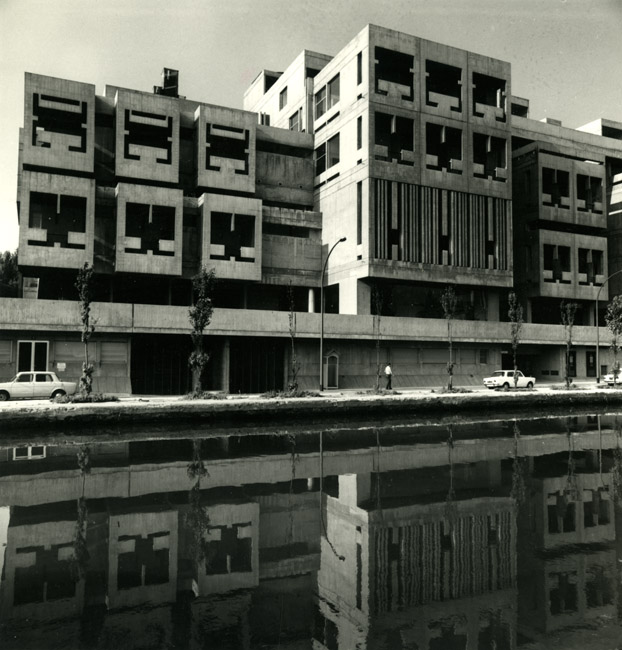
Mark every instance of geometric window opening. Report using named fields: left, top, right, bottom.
left=116, top=533, right=170, bottom=590
left=28, top=191, right=87, bottom=249
left=315, top=75, right=340, bottom=120
left=315, top=134, right=340, bottom=176
left=426, top=123, right=462, bottom=173
left=14, top=544, right=76, bottom=605
left=374, top=112, right=414, bottom=165
left=473, top=133, right=506, bottom=181
left=578, top=248, right=604, bottom=285
left=204, top=523, right=252, bottom=575
left=549, top=572, right=578, bottom=615
left=210, top=212, right=255, bottom=262
left=32, top=93, right=87, bottom=153
left=542, top=168, right=570, bottom=208
left=124, top=202, right=175, bottom=256
left=426, top=60, right=462, bottom=112
left=543, top=244, right=571, bottom=284
left=473, top=72, right=506, bottom=121
left=577, top=174, right=603, bottom=213
left=205, top=123, right=250, bottom=176
left=124, top=109, right=172, bottom=165
left=375, top=47, right=414, bottom=101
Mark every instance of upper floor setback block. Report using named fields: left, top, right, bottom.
left=23, top=73, right=96, bottom=174
left=115, top=183, right=183, bottom=276
left=195, top=105, right=256, bottom=194
left=19, top=171, right=95, bottom=269
left=114, top=90, right=180, bottom=184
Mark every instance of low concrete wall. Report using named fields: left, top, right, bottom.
left=0, top=297, right=606, bottom=346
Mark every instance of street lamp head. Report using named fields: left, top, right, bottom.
left=339, top=237, right=346, bottom=242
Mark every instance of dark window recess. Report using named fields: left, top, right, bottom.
left=543, top=244, right=571, bottom=283
left=28, top=191, right=87, bottom=249
left=577, top=174, right=603, bottom=212
left=480, top=349, right=488, bottom=364
left=357, top=51, right=363, bottom=85
left=279, top=87, right=288, bottom=110
left=578, top=248, right=603, bottom=285
left=374, top=112, right=414, bottom=165
left=473, top=72, right=506, bottom=121
left=205, top=123, right=250, bottom=175
left=32, top=93, right=87, bottom=153
left=117, top=533, right=170, bottom=590
left=375, top=46, right=414, bottom=101
left=125, top=203, right=175, bottom=256
left=264, top=73, right=279, bottom=93
left=356, top=181, right=362, bottom=245
left=306, top=67, right=321, bottom=79
left=263, top=222, right=310, bottom=238
left=315, top=134, right=339, bottom=176
left=542, top=168, right=570, bottom=208
left=210, top=212, right=255, bottom=262
left=549, top=572, right=578, bottom=615
left=425, top=60, right=462, bottom=112
left=289, top=109, right=302, bottom=132
left=204, top=524, right=252, bottom=575
left=124, top=109, right=172, bottom=164
left=315, top=75, right=339, bottom=120
left=357, top=116, right=363, bottom=149
left=425, top=123, right=462, bottom=173
left=473, top=133, right=506, bottom=180
left=14, top=544, right=76, bottom=605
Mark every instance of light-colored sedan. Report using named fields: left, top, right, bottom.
left=483, top=370, right=535, bottom=390
left=603, top=369, right=622, bottom=386
left=0, top=371, right=77, bottom=401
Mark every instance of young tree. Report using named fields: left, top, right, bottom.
left=188, top=267, right=216, bottom=393
left=372, top=284, right=383, bottom=391
left=560, top=300, right=578, bottom=389
left=287, top=282, right=300, bottom=392
left=508, top=291, right=523, bottom=388
left=440, top=285, right=458, bottom=390
left=606, top=295, right=622, bottom=387
left=0, top=249, right=18, bottom=288
left=75, top=262, right=95, bottom=397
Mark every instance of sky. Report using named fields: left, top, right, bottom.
left=1, top=0, right=621, bottom=253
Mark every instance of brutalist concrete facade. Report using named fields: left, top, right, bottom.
left=4, top=25, right=622, bottom=393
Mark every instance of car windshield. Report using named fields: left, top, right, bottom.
left=492, top=371, right=505, bottom=377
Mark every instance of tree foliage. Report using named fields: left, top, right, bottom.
left=508, top=291, right=523, bottom=388
left=440, top=286, right=458, bottom=390
left=606, top=296, right=622, bottom=386
left=0, top=250, right=18, bottom=288
left=188, top=267, right=216, bottom=393
left=75, top=262, right=95, bottom=396
left=560, top=300, right=578, bottom=389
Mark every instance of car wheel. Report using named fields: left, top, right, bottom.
left=502, top=382, right=510, bottom=391
left=0, top=391, right=9, bottom=401
left=52, top=390, right=66, bottom=399
left=527, top=381, right=534, bottom=389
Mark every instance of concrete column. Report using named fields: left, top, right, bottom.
left=308, top=287, right=315, bottom=313
left=221, top=337, right=230, bottom=392
left=339, top=277, right=371, bottom=315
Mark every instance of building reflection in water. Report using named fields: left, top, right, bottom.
left=0, top=414, right=620, bottom=649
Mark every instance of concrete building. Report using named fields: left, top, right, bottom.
left=4, top=24, right=622, bottom=394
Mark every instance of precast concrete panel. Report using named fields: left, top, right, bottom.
left=200, top=193, right=262, bottom=281
left=19, top=171, right=95, bottom=269
left=115, top=183, right=183, bottom=275
left=195, top=105, right=256, bottom=193
left=114, top=89, right=180, bottom=183
left=23, top=73, right=95, bottom=173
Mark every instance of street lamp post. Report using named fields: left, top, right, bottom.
left=595, top=269, right=622, bottom=383
left=319, top=237, right=346, bottom=391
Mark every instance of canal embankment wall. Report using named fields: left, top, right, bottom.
left=3, top=389, right=622, bottom=434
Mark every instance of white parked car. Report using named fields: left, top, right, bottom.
left=603, top=369, right=622, bottom=386
left=0, top=371, right=77, bottom=401
left=483, top=370, right=535, bottom=390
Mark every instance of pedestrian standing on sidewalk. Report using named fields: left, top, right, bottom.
left=384, top=362, right=393, bottom=390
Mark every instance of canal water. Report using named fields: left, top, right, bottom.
left=1, top=411, right=622, bottom=649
